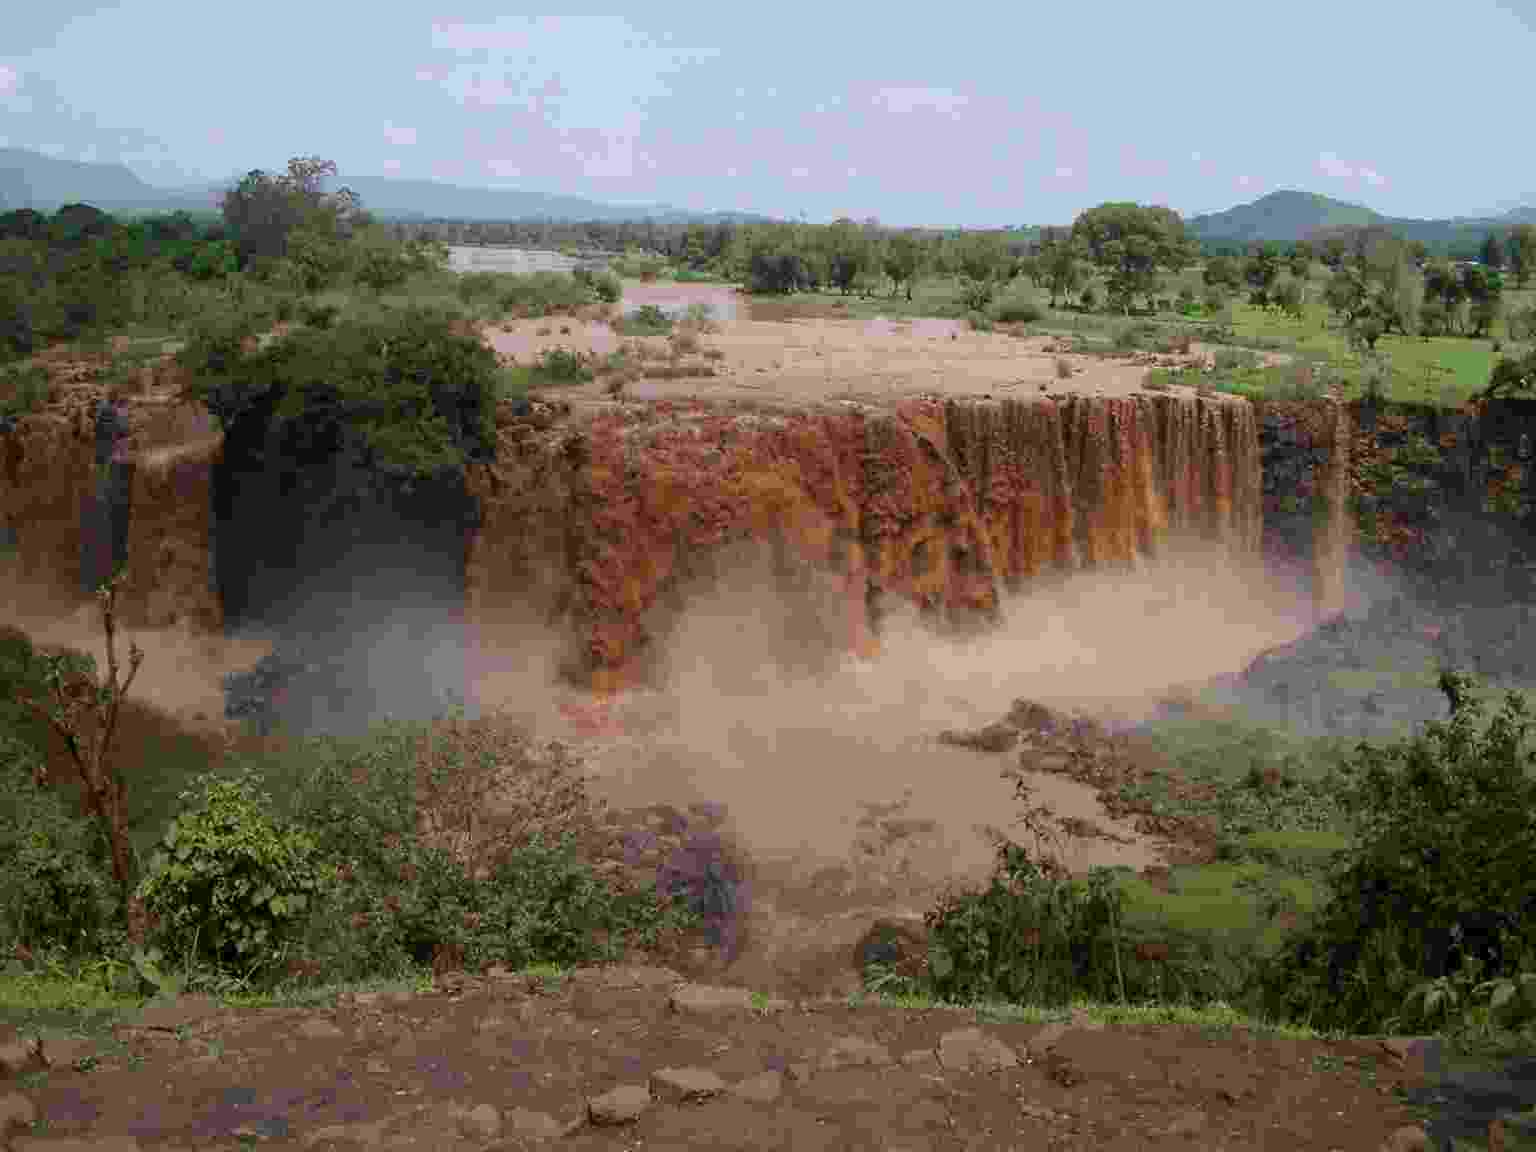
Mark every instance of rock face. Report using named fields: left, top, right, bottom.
left=465, top=392, right=1265, bottom=689
left=1, top=366, right=222, bottom=632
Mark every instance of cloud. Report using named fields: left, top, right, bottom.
left=0, top=64, right=18, bottom=98
left=872, top=86, right=968, bottom=117
left=1054, top=166, right=1076, bottom=180
left=382, top=121, right=417, bottom=148
left=1318, top=151, right=1386, bottom=188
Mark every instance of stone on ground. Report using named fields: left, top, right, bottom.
left=650, top=1066, right=727, bottom=1103
left=668, top=984, right=787, bottom=1017
left=729, top=1069, right=784, bottom=1103
left=587, top=1083, right=652, bottom=1125
left=937, top=1027, right=1019, bottom=1073
left=818, top=1035, right=893, bottom=1070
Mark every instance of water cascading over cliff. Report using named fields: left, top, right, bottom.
left=463, top=391, right=1268, bottom=695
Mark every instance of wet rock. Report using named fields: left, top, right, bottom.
left=818, top=1035, right=893, bottom=1071
left=936, top=1027, right=1019, bottom=1073
left=668, top=985, right=787, bottom=1017
left=938, top=723, right=1019, bottom=753
left=730, top=1070, right=784, bottom=1104
left=587, top=1083, right=651, bottom=1126
left=456, top=1102, right=503, bottom=1140
left=0, top=1090, right=38, bottom=1133
left=650, top=1066, right=726, bottom=1103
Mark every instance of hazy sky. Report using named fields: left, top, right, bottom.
left=2, top=1, right=1533, bottom=228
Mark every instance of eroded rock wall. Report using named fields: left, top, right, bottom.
left=466, top=391, right=1266, bottom=688
left=1253, top=400, right=1352, bottom=617
left=1, top=379, right=221, bottom=631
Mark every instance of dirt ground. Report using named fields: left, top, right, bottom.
left=480, top=281, right=1206, bottom=407
left=2, top=964, right=1441, bottom=1152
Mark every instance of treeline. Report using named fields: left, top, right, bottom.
left=0, top=157, right=449, bottom=363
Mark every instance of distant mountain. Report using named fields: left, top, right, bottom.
left=1187, top=189, right=1535, bottom=252
left=0, top=147, right=775, bottom=224
left=0, top=148, right=218, bottom=216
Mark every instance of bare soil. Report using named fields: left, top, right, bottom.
left=481, top=281, right=1214, bottom=407
left=3, top=965, right=1435, bottom=1152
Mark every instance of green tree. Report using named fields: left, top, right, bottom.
left=1244, top=244, right=1281, bottom=308
left=1071, top=202, right=1194, bottom=313
left=882, top=230, right=922, bottom=301
left=1480, top=230, right=1505, bottom=269
left=1507, top=224, right=1535, bottom=288
left=1035, top=228, right=1082, bottom=309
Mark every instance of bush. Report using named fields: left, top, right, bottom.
left=590, top=270, right=622, bottom=304
left=256, top=717, right=693, bottom=982
left=967, top=310, right=994, bottom=332
left=135, top=767, right=326, bottom=975
left=187, top=306, right=499, bottom=481
left=0, top=736, right=117, bottom=953
left=990, top=294, right=1042, bottom=325
left=534, top=347, right=593, bottom=385
left=1257, top=672, right=1536, bottom=1035
left=616, top=304, right=673, bottom=336
left=0, top=363, right=50, bottom=419
left=959, top=278, right=996, bottom=313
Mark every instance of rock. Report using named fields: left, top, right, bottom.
left=457, top=1102, right=503, bottom=1140
left=818, top=1036, right=893, bottom=1071
left=0, top=1037, right=43, bottom=1078
left=900, top=1048, right=938, bottom=1069
left=730, top=1070, right=784, bottom=1104
left=505, top=1107, right=567, bottom=1140
left=1382, top=1125, right=1429, bottom=1152
left=588, top=1084, right=651, bottom=1126
left=1162, top=1108, right=1207, bottom=1138
left=295, top=1018, right=344, bottom=1041
left=787, top=1062, right=813, bottom=1084
left=1025, top=1021, right=1070, bottom=1060
left=650, top=1067, right=726, bottom=1104
left=938, top=723, right=1019, bottom=753
left=302, top=1119, right=392, bottom=1147
left=937, top=1028, right=1019, bottom=1073
left=12, top=1140, right=143, bottom=1151
left=0, top=1090, right=38, bottom=1132
left=668, top=985, right=787, bottom=1017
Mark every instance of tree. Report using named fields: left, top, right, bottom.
left=1480, top=230, right=1506, bottom=269
left=882, top=231, right=922, bottom=301
left=1289, top=240, right=1314, bottom=280
left=826, top=218, right=870, bottom=295
left=1480, top=346, right=1536, bottom=401
left=1203, top=252, right=1239, bottom=288
left=1071, top=202, right=1194, bottom=313
left=1244, top=244, right=1281, bottom=308
left=956, top=232, right=1005, bottom=284
left=1035, top=228, right=1082, bottom=309
left=1508, top=224, right=1535, bottom=288
left=220, top=156, right=362, bottom=271
left=19, top=573, right=146, bottom=940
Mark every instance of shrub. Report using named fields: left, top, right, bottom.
left=1257, top=672, right=1536, bottom=1035
left=959, top=278, right=996, bottom=313
left=534, top=347, right=593, bottom=385
left=0, top=363, right=50, bottom=418
left=967, top=310, right=994, bottom=332
left=0, top=735, right=117, bottom=952
left=590, top=270, right=622, bottom=304
left=187, top=306, right=499, bottom=481
left=991, top=294, right=1043, bottom=325
left=1079, top=285, right=1097, bottom=310
left=135, top=767, right=326, bottom=975
left=616, top=304, right=673, bottom=336
left=257, top=716, right=693, bottom=982
left=296, top=299, right=339, bottom=330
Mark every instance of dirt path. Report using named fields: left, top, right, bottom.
left=3, top=965, right=1436, bottom=1152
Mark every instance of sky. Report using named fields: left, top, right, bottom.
left=2, top=0, right=1533, bottom=229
